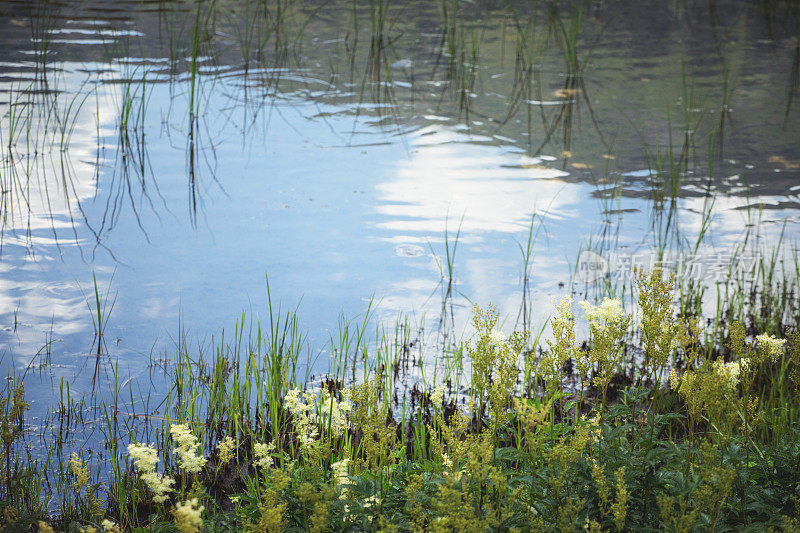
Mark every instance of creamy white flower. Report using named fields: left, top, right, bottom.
left=284, top=389, right=310, bottom=415
left=599, top=298, right=625, bottom=321
left=320, top=389, right=351, bottom=438
left=364, top=494, right=381, bottom=510
left=253, top=442, right=274, bottom=469
left=169, top=424, right=207, bottom=474
left=177, top=448, right=207, bottom=474
left=140, top=471, right=175, bottom=503
left=174, top=498, right=204, bottom=533
left=127, top=443, right=159, bottom=474
left=332, top=458, right=350, bottom=487
left=551, top=296, right=574, bottom=317
left=489, top=329, right=506, bottom=347
left=170, top=424, right=199, bottom=451
left=580, top=298, right=626, bottom=329
left=128, top=441, right=176, bottom=503
left=431, top=385, right=445, bottom=408
left=101, top=519, right=121, bottom=533
left=442, top=452, right=452, bottom=470
left=713, top=359, right=744, bottom=389
left=757, top=333, right=786, bottom=362
left=284, top=388, right=321, bottom=448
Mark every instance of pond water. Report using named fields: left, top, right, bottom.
left=0, top=0, right=798, bottom=421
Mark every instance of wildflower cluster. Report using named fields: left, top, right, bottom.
left=513, top=396, right=551, bottom=446
left=590, top=460, right=628, bottom=531
left=580, top=297, right=627, bottom=329
left=489, top=329, right=506, bottom=347
left=283, top=385, right=352, bottom=451
left=284, top=388, right=319, bottom=448
left=128, top=442, right=174, bottom=503
left=127, top=443, right=158, bottom=472
left=170, top=424, right=207, bottom=475
left=671, top=350, right=755, bottom=435
left=431, top=385, right=445, bottom=409
left=69, top=453, right=89, bottom=492
left=331, top=458, right=349, bottom=487
left=488, top=328, right=524, bottom=426
left=100, top=520, right=120, bottom=533
left=712, top=358, right=747, bottom=389
left=635, top=268, right=678, bottom=381
left=542, top=295, right=576, bottom=394
left=757, top=333, right=786, bottom=362
left=253, top=441, right=275, bottom=469
left=579, top=297, right=631, bottom=406
left=57, top=520, right=121, bottom=533
left=319, top=387, right=352, bottom=438
left=349, top=375, right=400, bottom=470
left=467, top=304, right=527, bottom=431
left=68, top=452, right=103, bottom=518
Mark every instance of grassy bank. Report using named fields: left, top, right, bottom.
left=1, top=269, right=799, bottom=532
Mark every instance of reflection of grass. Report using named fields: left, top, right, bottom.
left=83, top=271, right=117, bottom=357
left=502, top=1, right=609, bottom=157
left=4, top=0, right=793, bottom=257
left=434, top=0, right=481, bottom=118
left=28, top=1, right=59, bottom=88
left=0, top=83, right=30, bottom=240
left=784, top=4, right=800, bottom=126
left=0, top=75, right=100, bottom=253
left=427, top=216, right=463, bottom=354
left=549, top=1, right=585, bottom=77
left=2, top=81, right=31, bottom=154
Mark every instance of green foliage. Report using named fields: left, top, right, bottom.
left=4, top=271, right=800, bottom=532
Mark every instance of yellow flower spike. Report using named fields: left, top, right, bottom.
left=217, top=435, right=236, bottom=465
left=69, top=452, right=89, bottom=492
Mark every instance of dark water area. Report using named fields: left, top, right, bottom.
left=0, top=0, right=798, bottom=459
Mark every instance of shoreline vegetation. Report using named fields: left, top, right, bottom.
left=2, top=268, right=800, bottom=532
left=0, top=0, right=798, bottom=531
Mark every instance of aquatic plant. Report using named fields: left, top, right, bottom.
left=1, top=268, right=799, bottom=531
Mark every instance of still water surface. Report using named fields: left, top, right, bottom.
left=0, top=0, right=798, bottom=414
